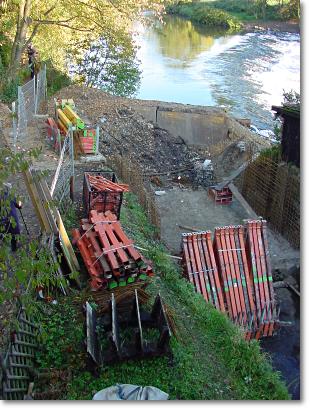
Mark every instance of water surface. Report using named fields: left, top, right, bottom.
left=134, top=16, right=300, bottom=130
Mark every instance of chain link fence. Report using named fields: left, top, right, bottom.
left=11, top=65, right=47, bottom=147
left=50, top=128, right=74, bottom=214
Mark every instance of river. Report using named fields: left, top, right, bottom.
left=133, top=15, right=300, bottom=131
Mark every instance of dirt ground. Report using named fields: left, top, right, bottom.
left=155, top=185, right=300, bottom=268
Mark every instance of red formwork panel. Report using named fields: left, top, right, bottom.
left=72, top=210, right=153, bottom=291
left=245, top=220, right=279, bottom=339
left=181, top=221, right=280, bottom=340
left=181, top=231, right=226, bottom=312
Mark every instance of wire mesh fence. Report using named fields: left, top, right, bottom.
left=11, top=66, right=47, bottom=147
left=50, top=128, right=74, bottom=215
left=107, top=155, right=161, bottom=237
left=236, top=156, right=300, bottom=248
left=35, top=65, right=47, bottom=114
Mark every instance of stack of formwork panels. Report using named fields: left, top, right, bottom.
left=245, top=220, right=279, bottom=339
left=83, top=171, right=129, bottom=219
left=182, top=231, right=225, bottom=313
left=213, top=225, right=258, bottom=340
left=181, top=221, right=279, bottom=340
left=72, top=210, right=153, bottom=291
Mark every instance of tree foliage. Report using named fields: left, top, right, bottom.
left=70, top=36, right=141, bottom=97
left=0, top=0, right=165, bottom=78
left=0, top=147, right=66, bottom=327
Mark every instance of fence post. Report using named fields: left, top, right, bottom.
left=70, top=127, right=75, bottom=178
left=44, top=64, right=47, bottom=100
left=95, top=126, right=100, bottom=155
left=12, top=101, right=17, bottom=152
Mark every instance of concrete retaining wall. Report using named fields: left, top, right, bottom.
left=131, top=100, right=266, bottom=151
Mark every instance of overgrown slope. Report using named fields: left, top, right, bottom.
left=35, top=192, right=289, bottom=400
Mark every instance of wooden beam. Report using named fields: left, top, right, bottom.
left=22, top=170, right=52, bottom=233
left=228, top=182, right=258, bottom=219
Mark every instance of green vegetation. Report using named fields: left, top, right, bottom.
left=167, top=0, right=300, bottom=25
left=167, top=1, right=243, bottom=29
left=259, top=144, right=282, bottom=162
left=33, top=191, right=289, bottom=400
left=71, top=37, right=141, bottom=97
left=0, top=1, right=164, bottom=101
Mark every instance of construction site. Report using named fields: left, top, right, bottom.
left=0, top=71, right=300, bottom=400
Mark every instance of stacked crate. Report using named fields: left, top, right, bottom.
left=72, top=210, right=154, bottom=291
left=75, top=128, right=97, bottom=154
left=83, top=171, right=128, bottom=219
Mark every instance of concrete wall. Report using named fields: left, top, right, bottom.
left=156, top=108, right=229, bottom=146
left=131, top=100, right=265, bottom=151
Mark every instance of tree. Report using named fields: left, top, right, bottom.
left=71, top=36, right=141, bottom=97
left=0, top=0, right=166, bottom=79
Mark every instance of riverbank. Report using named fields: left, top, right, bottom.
left=166, top=1, right=300, bottom=33
left=242, top=20, right=300, bottom=33
left=166, top=2, right=242, bottom=30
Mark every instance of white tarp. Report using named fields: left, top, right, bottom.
left=92, top=384, right=169, bottom=401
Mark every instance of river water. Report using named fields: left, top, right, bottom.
left=133, top=15, right=300, bottom=131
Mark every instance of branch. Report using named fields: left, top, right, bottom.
left=24, top=4, right=57, bottom=48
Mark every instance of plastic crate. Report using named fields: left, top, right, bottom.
left=83, top=171, right=123, bottom=219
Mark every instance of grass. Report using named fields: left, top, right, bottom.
left=33, top=192, right=290, bottom=400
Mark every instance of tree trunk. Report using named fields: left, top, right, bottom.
left=8, top=0, right=32, bottom=80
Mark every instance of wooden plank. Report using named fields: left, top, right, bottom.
left=40, top=178, right=80, bottom=273
left=134, top=289, right=144, bottom=352
left=228, top=183, right=258, bottom=219
left=22, top=169, right=52, bottom=233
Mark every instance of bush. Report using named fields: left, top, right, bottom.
left=167, top=1, right=242, bottom=29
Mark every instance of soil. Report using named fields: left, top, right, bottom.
left=48, top=86, right=265, bottom=182
left=242, top=20, right=300, bottom=34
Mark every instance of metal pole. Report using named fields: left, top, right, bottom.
left=18, top=208, right=30, bottom=235
left=95, top=126, right=100, bottom=155
left=34, top=74, right=37, bottom=114
left=12, top=101, right=17, bottom=153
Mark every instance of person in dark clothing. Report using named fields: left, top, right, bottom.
left=27, top=44, right=38, bottom=79
left=0, top=183, right=23, bottom=251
